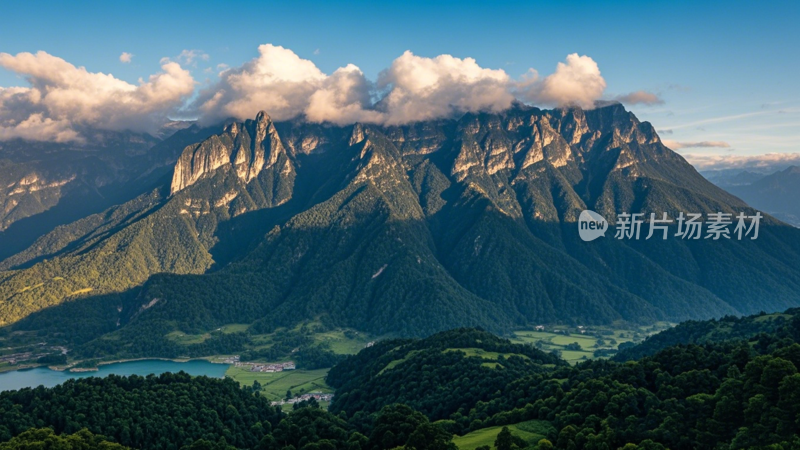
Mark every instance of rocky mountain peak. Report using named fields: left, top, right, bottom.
left=784, top=165, right=800, bottom=174
left=349, top=123, right=366, bottom=146
left=170, top=112, right=289, bottom=194
left=255, top=110, right=271, bottom=123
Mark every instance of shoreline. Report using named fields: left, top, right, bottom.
left=3, top=356, right=231, bottom=374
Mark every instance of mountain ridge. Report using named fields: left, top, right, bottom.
left=727, top=165, right=800, bottom=227
left=2, top=103, right=800, bottom=353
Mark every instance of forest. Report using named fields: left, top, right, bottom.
left=3, top=312, right=800, bottom=449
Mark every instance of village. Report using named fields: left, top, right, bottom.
left=223, top=355, right=296, bottom=373
left=0, top=344, right=68, bottom=366
left=0, top=351, right=35, bottom=365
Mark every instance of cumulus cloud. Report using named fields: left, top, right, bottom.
left=0, top=111, right=79, bottom=142
left=195, top=44, right=327, bottom=124
left=375, top=51, right=514, bottom=124
left=515, top=54, right=606, bottom=109
left=195, top=46, right=608, bottom=126
left=614, top=90, right=663, bottom=106
left=685, top=152, right=800, bottom=170
left=662, top=140, right=731, bottom=150
left=1, top=44, right=623, bottom=141
left=306, top=64, right=383, bottom=125
left=119, top=52, right=133, bottom=63
left=0, top=50, right=195, bottom=142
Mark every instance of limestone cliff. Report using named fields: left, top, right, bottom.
left=171, top=111, right=291, bottom=195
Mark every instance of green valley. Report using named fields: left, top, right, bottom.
left=5, top=312, right=800, bottom=449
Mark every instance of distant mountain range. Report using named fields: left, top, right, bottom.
left=710, top=166, right=800, bottom=227
left=2, top=103, right=800, bottom=354
left=0, top=123, right=219, bottom=261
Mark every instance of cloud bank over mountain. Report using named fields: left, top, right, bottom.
left=685, top=152, right=800, bottom=170
left=196, top=45, right=611, bottom=126
left=662, top=140, right=731, bottom=150
left=614, top=90, right=664, bottom=105
left=0, top=51, right=195, bottom=142
left=0, top=44, right=648, bottom=142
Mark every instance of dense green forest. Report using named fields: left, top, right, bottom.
left=613, top=310, right=798, bottom=361
left=4, top=315, right=800, bottom=449
left=327, top=319, right=800, bottom=449
left=327, top=329, right=565, bottom=420
left=0, top=373, right=456, bottom=450
left=0, top=428, right=130, bottom=450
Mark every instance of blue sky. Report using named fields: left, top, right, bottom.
left=1, top=0, right=798, bottom=167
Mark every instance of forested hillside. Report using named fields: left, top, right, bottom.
left=327, top=317, right=800, bottom=449
left=4, top=318, right=800, bottom=449
left=327, top=329, right=565, bottom=420
left=614, top=309, right=800, bottom=361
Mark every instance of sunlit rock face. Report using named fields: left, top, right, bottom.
left=171, top=111, right=290, bottom=194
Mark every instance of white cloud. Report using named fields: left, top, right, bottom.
left=0, top=51, right=195, bottom=142
left=662, top=140, right=731, bottom=150
left=685, top=152, right=800, bottom=170
left=195, top=44, right=327, bottom=124
left=196, top=47, right=527, bottom=125
left=375, top=51, right=514, bottom=124
left=306, top=64, right=383, bottom=125
left=0, top=112, right=79, bottom=142
left=515, top=54, right=606, bottom=109
left=1, top=44, right=621, bottom=141
left=615, top=90, right=663, bottom=106
left=119, top=52, right=133, bottom=64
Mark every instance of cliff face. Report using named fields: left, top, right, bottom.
left=0, top=168, right=75, bottom=231
left=171, top=111, right=292, bottom=195
left=170, top=103, right=747, bottom=229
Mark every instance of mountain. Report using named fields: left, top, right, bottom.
left=727, top=166, right=800, bottom=227
left=0, top=124, right=220, bottom=261
left=705, top=169, right=769, bottom=189
left=3, top=103, right=800, bottom=353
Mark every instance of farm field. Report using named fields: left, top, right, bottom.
left=225, top=366, right=333, bottom=402
left=510, top=322, right=672, bottom=363
left=166, top=323, right=252, bottom=345
left=452, top=420, right=555, bottom=450
left=309, top=328, right=374, bottom=354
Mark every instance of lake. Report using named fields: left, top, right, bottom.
left=0, top=359, right=230, bottom=392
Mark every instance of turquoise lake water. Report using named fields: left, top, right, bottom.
left=0, top=359, right=229, bottom=392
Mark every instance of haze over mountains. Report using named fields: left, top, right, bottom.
left=0, top=123, right=220, bottom=261
left=707, top=166, right=800, bottom=227
left=1, top=103, right=800, bottom=355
